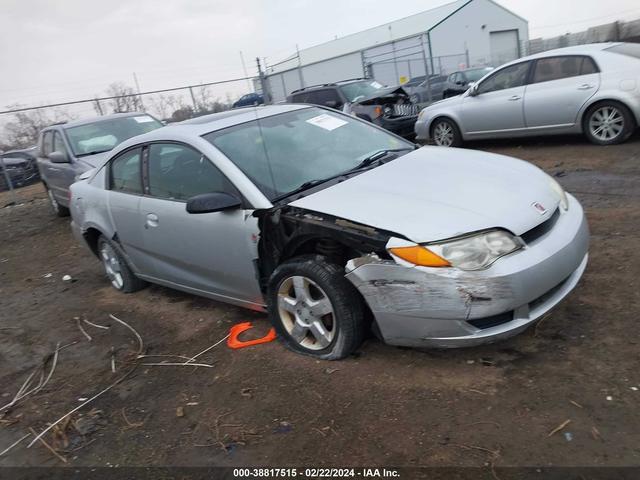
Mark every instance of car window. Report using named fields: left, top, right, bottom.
left=110, top=148, right=143, bottom=194
left=532, top=56, right=587, bottom=83
left=204, top=107, right=412, bottom=200
left=580, top=56, right=599, bottom=75
left=53, top=132, right=68, bottom=155
left=605, top=43, right=640, bottom=59
left=477, top=62, right=530, bottom=94
left=305, top=89, right=342, bottom=106
left=65, top=115, right=163, bottom=156
left=42, top=131, right=54, bottom=157
left=147, top=143, right=236, bottom=202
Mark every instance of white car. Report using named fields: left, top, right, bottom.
left=415, top=43, right=640, bottom=146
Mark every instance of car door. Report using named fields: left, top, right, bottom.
left=49, top=131, right=77, bottom=204
left=523, top=55, right=600, bottom=129
left=139, top=142, right=262, bottom=304
left=460, top=61, right=531, bottom=136
left=106, top=147, right=152, bottom=275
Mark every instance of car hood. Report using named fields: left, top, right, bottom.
left=78, top=151, right=111, bottom=168
left=290, top=147, right=560, bottom=243
left=425, top=94, right=464, bottom=110
left=1, top=157, right=28, bottom=168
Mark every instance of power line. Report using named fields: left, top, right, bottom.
left=0, top=76, right=253, bottom=115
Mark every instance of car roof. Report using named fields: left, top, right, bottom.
left=499, top=42, right=623, bottom=68
left=114, top=104, right=311, bottom=148
left=47, top=112, right=153, bottom=131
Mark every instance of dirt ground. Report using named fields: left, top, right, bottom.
left=1, top=133, right=639, bottom=472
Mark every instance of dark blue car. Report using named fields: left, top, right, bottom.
left=232, top=93, right=264, bottom=108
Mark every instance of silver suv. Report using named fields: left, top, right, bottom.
left=37, top=112, right=163, bottom=216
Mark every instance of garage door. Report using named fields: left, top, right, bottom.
left=490, top=30, right=519, bottom=66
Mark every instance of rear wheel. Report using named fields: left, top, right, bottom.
left=45, top=185, right=70, bottom=217
left=584, top=101, right=634, bottom=145
left=97, top=236, right=147, bottom=293
left=267, top=255, right=366, bottom=360
left=431, top=118, right=462, bottom=147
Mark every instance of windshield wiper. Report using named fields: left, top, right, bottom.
left=351, top=147, right=415, bottom=171
left=76, top=149, right=111, bottom=157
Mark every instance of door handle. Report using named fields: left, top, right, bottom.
left=508, top=95, right=521, bottom=101
left=577, top=84, right=594, bottom=90
left=145, top=213, right=159, bottom=229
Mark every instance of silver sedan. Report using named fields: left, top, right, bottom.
left=415, top=43, right=640, bottom=147
left=70, top=105, right=589, bottom=360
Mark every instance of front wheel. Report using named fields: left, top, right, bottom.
left=267, top=255, right=366, bottom=360
left=584, top=102, right=634, bottom=145
left=431, top=118, right=462, bottom=147
left=97, top=236, right=147, bottom=293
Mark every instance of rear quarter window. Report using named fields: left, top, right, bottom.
left=606, top=43, right=640, bottom=60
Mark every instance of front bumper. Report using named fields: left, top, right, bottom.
left=345, top=194, right=589, bottom=348
left=377, top=114, right=419, bottom=138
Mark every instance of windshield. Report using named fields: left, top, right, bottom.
left=65, top=115, right=163, bottom=156
left=339, top=80, right=385, bottom=102
left=203, top=107, right=412, bottom=200
left=465, top=68, right=493, bottom=82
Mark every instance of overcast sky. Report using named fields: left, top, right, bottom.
left=1, top=0, right=639, bottom=113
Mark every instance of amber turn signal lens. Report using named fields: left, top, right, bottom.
left=389, top=246, right=451, bottom=267
left=373, top=106, right=383, bottom=118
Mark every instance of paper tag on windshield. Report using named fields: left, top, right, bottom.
left=306, top=114, right=348, bottom=131
left=134, top=116, right=155, bottom=123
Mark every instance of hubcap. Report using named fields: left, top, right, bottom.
left=589, top=106, right=624, bottom=142
left=433, top=122, right=454, bottom=146
left=277, top=275, right=335, bottom=350
left=48, top=189, right=59, bottom=213
left=100, top=243, right=124, bottom=290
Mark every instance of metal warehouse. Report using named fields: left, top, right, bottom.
left=263, top=0, right=528, bottom=102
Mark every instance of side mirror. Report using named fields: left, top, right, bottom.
left=49, top=151, right=69, bottom=163
left=186, top=192, right=241, bottom=214
left=468, top=83, right=479, bottom=97
left=324, top=100, right=340, bottom=108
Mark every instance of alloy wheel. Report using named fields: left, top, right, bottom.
left=100, top=243, right=124, bottom=290
left=433, top=121, right=454, bottom=146
left=589, top=106, right=624, bottom=142
left=277, top=275, right=335, bottom=350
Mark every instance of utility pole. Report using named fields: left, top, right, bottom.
left=256, top=57, right=271, bottom=104
left=239, top=51, right=252, bottom=91
left=188, top=87, right=199, bottom=111
left=296, top=44, right=305, bottom=89
left=94, top=98, right=104, bottom=115
left=132, top=72, right=146, bottom=112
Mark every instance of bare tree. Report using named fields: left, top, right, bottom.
left=1, top=106, right=75, bottom=149
left=148, top=93, right=187, bottom=120
left=105, top=82, right=142, bottom=114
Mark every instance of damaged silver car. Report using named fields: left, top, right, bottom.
left=69, top=105, right=589, bottom=360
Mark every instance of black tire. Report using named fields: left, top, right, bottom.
left=431, top=117, right=462, bottom=147
left=267, top=255, right=366, bottom=360
left=44, top=184, right=70, bottom=217
left=97, top=236, right=147, bottom=293
left=583, top=101, right=635, bottom=146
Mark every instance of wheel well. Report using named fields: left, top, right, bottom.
left=581, top=99, right=637, bottom=130
left=283, top=237, right=354, bottom=266
left=83, top=227, right=103, bottom=257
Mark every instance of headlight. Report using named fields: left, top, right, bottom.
left=389, top=230, right=523, bottom=271
left=548, top=176, right=569, bottom=211
left=417, top=108, right=427, bottom=121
